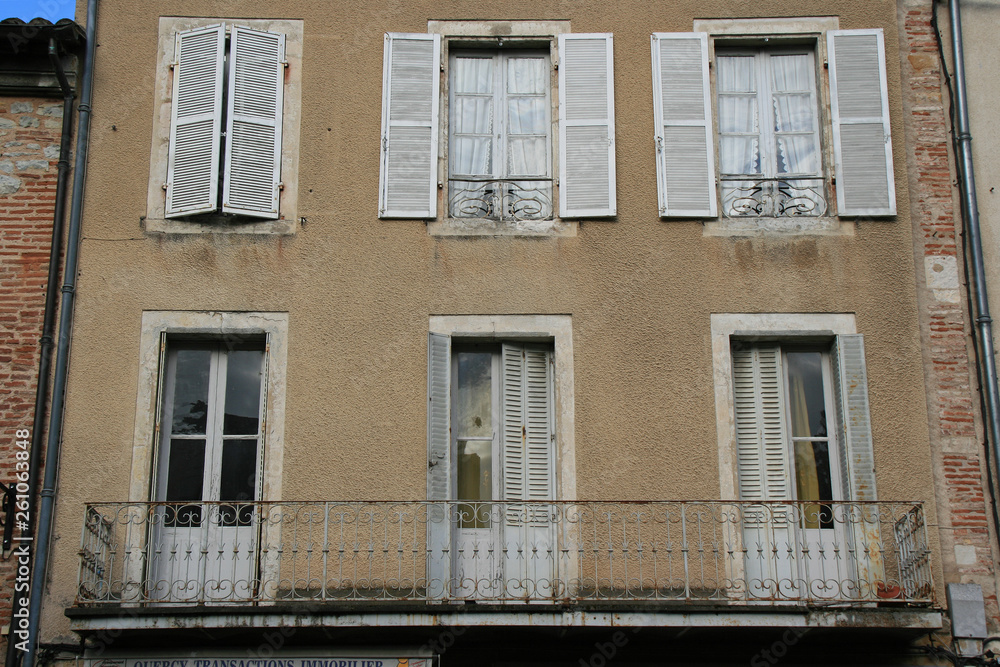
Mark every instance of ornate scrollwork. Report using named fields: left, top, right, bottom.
left=449, top=179, right=552, bottom=222
left=721, top=177, right=828, bottom=218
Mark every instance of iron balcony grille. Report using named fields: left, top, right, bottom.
left=77, top=500, right=933, bottom=606
left=449, top=178, right=553, bottom=222
left=720, top=176, right=828, bottom=218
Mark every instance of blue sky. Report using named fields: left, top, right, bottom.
left=1, top=0, right=76, bottom=21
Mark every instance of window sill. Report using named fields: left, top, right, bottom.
left=427, top=218, right=577, bottom=237
left=142, top=216, right=299, bottom=236
left=702, top=216, right=853, bottom=237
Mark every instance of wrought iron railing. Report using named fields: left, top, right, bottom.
left=721, top=176, right=828, bottom=218
left=449, top=178, right=552, bottom=221
left=76, top=500, right=932, bottom=606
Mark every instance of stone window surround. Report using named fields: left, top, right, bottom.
left=429, top=314, right=576, bottom=500
left=128, top=311, right=289, bottom=504
left=144, top=17, right=303, bottom=235
left=710, top=312, right=857, bottom=499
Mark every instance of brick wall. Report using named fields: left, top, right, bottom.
left=0, top=97, right=63, bottom=652
left=900, top=0, right=1000, bottom=634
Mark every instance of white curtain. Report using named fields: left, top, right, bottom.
left=771, top=54, right=818, bottom=175
left=717, top=55, right=759, bottom=175
left=451, top=57, right=494, bottom=176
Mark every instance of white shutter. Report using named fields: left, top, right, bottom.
left=828, top=29, right=896, bottom=217
left=502, top=344, right=526, bottom=514
left=733, top=344, right=791, bottom=502
left=426, top=332, right=451, bottom=599
left=165, top=25, right=225, bottom=218
left=379, top=33, right=440, bottom=219
left=832, top=334, right=877, bottom=501
left=222, top=26, right=285, bottom=219
left=651, top=33, right=716, bottom=218
left=558, top=34, right=616, bottom=218
left=524, top=346, right=554, bottom=506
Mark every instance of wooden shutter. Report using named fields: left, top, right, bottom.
left=828, top=29, right=896, bottom=217
left=222, top=26, right=285, bottom=219
left=651, top=33, right=716, bottom=218
left=165, top=25, right=225, bottom=218
left=426, top=332, right=451, bottom=599
left=558, top=34, right=616, bottom=218
left=733, top=344, right=791, bottom=502
left=379, top=33, right=440, bottom=219
left=832, top=334, right=877, bottom=501
left=501, top=344, right=554, bottom=523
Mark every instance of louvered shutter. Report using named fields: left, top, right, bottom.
left=733, top=344, right=791, bottom=503
left=651, top=33, right=716, bottom=218
left=379, top=33, right=440, bottom=219
left=426, top=332, right=451, bottom=599
left=558, top=34, right=616, bottom=218
left=222, top=26, right=285, bottom=219
left=165, top=25, right=225, bottom=218
left=828, top=29, right=896, bottom=217
left=832, top=334, right=877, bottom=501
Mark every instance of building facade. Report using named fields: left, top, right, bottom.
left=26, top=0, right=1000, bottom=664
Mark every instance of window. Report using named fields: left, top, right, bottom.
left=426, top=315, right=574, bottom=599
left=378, top=27, right=616, bottom=227
left=448, top=50, right=552, bottom=221
left=145, top=18, right=302, bottom=234
left=652, top=26, right=895, bottom=221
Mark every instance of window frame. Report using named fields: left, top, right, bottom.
left=144, top=17, right=303, bottom=235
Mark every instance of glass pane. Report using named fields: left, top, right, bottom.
left=452, top=97, right=494, bottom=135
left=457, top=439, right=491, bottom=529
left=450, top=137, right=492, bottom=176
left=507, top=98, right=547, bottom=135
left=455, top=352, right=492, bottom=437
left=219, top=438, right=257, bottom=526
left=770, top=54, right=811, bottom=92
left=717, top=55, right=756, bottom=93
left=164, top=438, right=205, bottom=526
left=507, top=137, right=547, bottom=176
left=776, top=134, right=819, bottom=175
left=170, top=348, right=211, bottom=435
left=718, top=95, right=758, bottom=133
left=772, top=93, right=815, bottom=133
left=786, top=352, right=827, bottom=438
left=719, top=136, right=760, bottom=175
left=453, top=57, right=493, bottom=94
left=507, top=57, right=546, bottom=95
left=223, top=349, right=263, bottom=435
left=794, top=441, right=835, bottom=529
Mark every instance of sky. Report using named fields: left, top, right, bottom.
left=1, top=0, right=76, bottom=21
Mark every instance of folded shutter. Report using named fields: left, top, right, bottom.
left=832, top=334, right=877, bottom=501
left=828, top=29, right=896, bottom=217
left=558, top=34, right=616, bottom=217
left=165, top=24, right=225, bottom=218
left=222, top=26, right=285, bottom=219
left=426, top=332, right=451, bottom=599
left=651, top=33, right=716, bottom=218
left=379, top=33, right=440, bottom=219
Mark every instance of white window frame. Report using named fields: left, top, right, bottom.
left=145, top=17, right=303, bottom=235
left=710, top=312, right=858, bottom=500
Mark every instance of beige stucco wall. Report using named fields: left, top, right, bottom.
left=41, top=0, right=939, bottom=644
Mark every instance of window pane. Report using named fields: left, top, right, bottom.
left=452, top=97, right=494, bottom=135
left=451, top=137, right=493, bottom=176
left=794, top=441, right=835, bottom=530
left=717, top=55, right=755, bottom=93
left=776, top=134, right=819, bottom=175
left=770, top=54, right=811, bottom=92
left=164, top=438, right=205, bottom=526
left=457, top=439, right=491, bottom=529
left=455, top=351, right=491, bottom=437
left=772, top=93, right=815, bottom=132
left=718, top=95, right=758, bottom=133
left=223, top=349, right=263, bottom=435
left=453, top=57, right=493, bottom=94
left=786, top=351, right=827, bottom=438
left=219, top=438, right=257, bottom=526
left=507, top=98, right=546, bottom=135
left=720, top=136, right=760, bottom=174
left=507, top=137, right=547, bottom=176
left=507, top=57, right=546, bottom=95
left=170, top=348, right=211, bottom=435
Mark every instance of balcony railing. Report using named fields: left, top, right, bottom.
left=77, top=500, right=932, bottom=606
left=721, top=176, right=828, bottom=218
left=449, top=178, right=553, bottom=221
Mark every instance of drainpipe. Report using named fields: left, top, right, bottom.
left=947, top=1, right=1000, bottom=511
left=3, top=38, right=76, bottom=667
left=22, top=0, right=97, bottom=664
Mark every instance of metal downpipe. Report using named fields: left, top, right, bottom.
left=947, top=0, right=1000, bottom=511
left=3, top=38, right=76, bottom=667
left=22, top=0, right=97, bottom=663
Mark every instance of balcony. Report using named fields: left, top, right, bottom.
left=76, top=500, right=933, bottom=608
